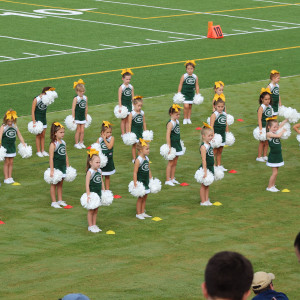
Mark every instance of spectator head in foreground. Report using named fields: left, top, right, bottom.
left=202, top=251, right=253, bottom=300
left=251, top=271, right=289, bottom=300
left=294, top=232, right=300, bottom=263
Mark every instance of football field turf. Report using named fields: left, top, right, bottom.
left=0, top=0, right=300, bottom=299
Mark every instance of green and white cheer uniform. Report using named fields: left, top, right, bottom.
left=269, top=83, right=280, bottom=115
left=213, top=111, right=227, bottom=146
left=89, top=168, right=102, bottom=199
left=131, top=110, right=144, bottom=140
left=34, top=96, right=48, bottom=128
left=121, top=83, right=133, bottom=115
left=200, top=142, right=215, bottom=174
left=99, top=137, right=115, bottom=176
left=266, top=137, right=284, bottom=167
left=75, top=95, right=87, bottom=124
left=259, top=104, right=273, bottom=128
left=1, top=124, right=17, bottom=157
left=181, top=73, right=197, bottom=104
left=137, top=155, right=150, bottom=194
left=53, top=140, right=67, bottom=177
left=168, top=119, right=183, bottom=156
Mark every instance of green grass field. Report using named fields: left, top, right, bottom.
left=1, top=0, right=300, bottom=299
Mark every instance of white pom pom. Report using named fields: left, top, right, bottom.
left=173, top=92, right=185, bottom=104
left=277, top=122, right=291, bottom=140
left=85, top=114, right=92, bottom=128
left=114, top=105, right=128, bottom=119
left=180, top=140, right=186, bottom=155
left=128, top=180, right=146, bottom=197
left=28, top=121, right=44, bottom=135
left=194, top=168, right=214, bottom=186
left=149, top=177, right=162, bottom=193
left=80, top=192, right=101, bottom=210
left=278, top=105, right=287, bottom=117
left=122, top=132, right=137, bottom=145
left=90, top=142, right=101, bottom=153
left=142, top=130, right=154, bottom=141
left=214, top=166, right=224, bottom=181
left=283, top=107, right=300, bottom=123
left=65, top=166, right=77, bottom=182
left=44, top=168, right=63, bottom=184
left=297, top=134, right=300, bottom=143
left=99, top=152, right=108, bottom=168
left=253, top=127, right=267, bottom=141
left=227, top=114, right=234, bottom=126
left=210, top=133, right=222, bottom=148
left=64, top=115, right=77, bottom=131
left=101, top=190, right=114, bottom=206
left=225, top=132, right=235, bottom=146
left=0, top=146, right=7, bottom=161
left=206, top=117, right=211, bottom=125
left=41, top=90, right=58, bottom=106
left=17, top=143, right=32, bottom=158
left=160, top=144, right=176, bottom=160
left=193, top=93, right=204, bottom=105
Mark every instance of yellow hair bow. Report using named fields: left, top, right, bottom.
left=203, top=122, right=213, bottom=129
left=260, top=88, right=271, bottom=95
left=172, top=104, right=183, bottom=112
left=73, top=79, right=85, bottom=89
left=134, top=95, right=143, bottom=100
left=53, top=122, right=64, bottom=128
left=47, top=87, right=56, bottom=92
left=213, top=93, right=225, bottom=102
left=270, top=70, right=279, bottom=75
left=103, top=121, right=113, bottom=127
left=139, top=138, right=150, bottom=146
left=184, top=60, right=196, bottom=67
left=87, top=149, right=99, bottom=158
left=121, top=68, right=134, bottom=76
left=215, top=81, right=225, bottom=88
left=266, top=116, right=277, bottom=121
left=6, top=110, right=18, bottom=120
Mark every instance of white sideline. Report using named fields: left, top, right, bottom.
left=252, top=0, right=300, bottom=6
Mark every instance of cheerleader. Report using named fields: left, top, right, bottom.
left=267, top=70, right=281, bottom=116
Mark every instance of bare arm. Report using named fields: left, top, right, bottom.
left=143, top=115, right=146, bottom=131
left=65, top=147, right=69, bottom=167
left=128, top=113, right=132, bottom=132
left=278, top=119, right=288, bottom=129
left=31, top=98, right=37, bottom=123
left=86, top=171, right=91, bottom=195
left=279, top=95, right=282, bottom=106
left=293, top=123, right=300, bottom=134
left=118, top=86, right=122, bottom=107
left=72, top=97, right=77, bottom=119
left=101, top=174, right=105, bottom=190
left=133, top=159, right=140, bottom=186
left=131, top=86, right=135, bottom=100
left=200, top=145, right=207, bottom=177
left=149, top=163, right=152, bottom=179
left=166, top=122, right=172, bottom=147
left=49, top=143, right=55, bottom=176
left=85, top=97, right=88, bottom=119
left=17, top=128, right=25, bottom=145
left=267, top=130, right=285, bottom=139
left=257, top=107, right=263, bottom=130
left=210, top=114, right=216, bottom=135
left=102, top=134, right=114, bottom=150
left=177, top=75, right=184, bottom=93
left=0, top=125, right=4, bottom=145
left=195, top=76, right=199, bottom=94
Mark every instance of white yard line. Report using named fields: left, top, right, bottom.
left=99, top=44, right=118, bottom=48
left=145, top=39, right=164, bottom=43
left=232, top=29, right=251, bottom=33
left=252, top=27, right=270, bottom=31
left=22, top=52, right=41, bottom=57
left=252, top=0, right=300, bottom=6
left=48, top=50, right=68, bottom=54
left=0, top=35, right=92, bottom=51
left=123, top=41, right=141, bottom=45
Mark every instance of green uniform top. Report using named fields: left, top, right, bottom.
left=1, top=124, right=17, bottom=154
left=131, top=110, right=144, bottom=139
left=89, top=168, right=102, bottom=198
left=137, top=155, right=150, bottom=190
left=181, top=73, right=197, bottom=100
left=269, top=83, right=280, bottom=114
left=99, top=136, right=115, bottom=173
left=267, top=137, right=283, bottom=164
left=121, top=83, right=133, bottom=113
left=259, top=104, right=272, bottom=128
left=34, top=95, right=47, bottom=126
left=168, top=119, right=182, bottom=154
left=75, top=95, right=87, bottom=121
left=213, top=111, right=227, bottom=143
left=200, top=142, right=215, bottom=174
left=53, top=140, right=66, bottom=174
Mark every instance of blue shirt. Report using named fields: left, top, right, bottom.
left=252, top=289, right=289, bottom=300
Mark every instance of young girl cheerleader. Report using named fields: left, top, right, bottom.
left=267, top=70, right=281, bottom=116
left=256, top=88, right=273, bottom=162
left=118, top=69, right=134, bottom=135
left=265, top=117, right=288, bottom=192
left=165, top=104, right=183, bottom=186
left=49, top=122, right=69, bottom=208
left=210, top=96, right=228, bottom=171
left=128, top=96, right=146, bottom=162
left=72, top=79, right=88, bottom=149
left=199, top=124, right=214, bottom=206
left=0, top=110, right=26, bottom=184
left=96, top=121, right=115, bottom=190
left=212, top=81, right=225, bottom=111
left=86, top=149, right=105, bottom=232
left=133, top=139, right=152, bottom=220
left=177, top=60, right=199, bottom=124
left=31, top=87, right=53, bottom=157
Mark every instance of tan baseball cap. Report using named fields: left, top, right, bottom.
left=251, top=272, right=275, bottom=291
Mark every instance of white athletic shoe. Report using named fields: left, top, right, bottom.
left=4, top=179, right=11, bottom=184
left=272, top=186, right=280, bottom=192
left=172, top=178, right=180, bottom=184
left=256, top=157, right=265, bottom=162
left=93, top=225, right=102, bottom=232
left=220, top=166, right=228, bottom=171
left=136, top=214, right=145, bottom=220
left=142, top=213, right=152, bottom=218
left=165, top=180, right=175, bottom=186
left=57, top=200, right=68, bottom=207
left=266, top=186, right=279, bottom=192
left=36, top=152, right=43, bottom=157
left=8, top=178, right=14, bottom=183
left=79, top=142, right=86, bottom=149
left=74, top=143, right=81, bottom=149
left=200, top=200, right=213, bottom=206
left=51, top=202, right=62, bottom=208
left=207, top=199, right=212, bottom=205
left=88, top=226, right=98, bottom=233
left=183, top=119, right=188, bottom=125
left=187, top=119, right=192, bottom=124
left=263, top=156, right=268, bottom=161
left=42, top=151, right=49, bottom=157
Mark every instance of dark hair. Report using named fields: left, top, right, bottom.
left=253, top=285, right=272, bottom=295
left=259, top=92, right=272, bottom=105
left=266, top=119, right=278, bottom=132
left=41, top=86, right=52, bottom=94
left=214, top=98, right=225, bottom=106
left=185, top=62, right=195, bottom=68
left=122, top=72, right=132, bottom=78
left=205, top=251, right=253, bottom=300
left=169, top=106, right=181, bottom=115
left=101, top=123, right=112, bottom=133
left=50, top=122, right=64, bottom=143
left=86, top=154, right=99, bottom=172
left=294, top=232, right=300, bottom=251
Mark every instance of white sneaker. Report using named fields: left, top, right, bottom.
left=8, top=178, right=14, bottom=183
left=4, top=179, right=11, bottom=184
left=263, top=156, right=268, bottom=161
left=220, top=166, right=228, bottom=171
left=57, top=200, right=68, bottom=207
left=88, top=226, right=98, bottom=233
left=51, top=202, right=62, bottom=208
left=142, top=213, right=152, bottom=218
left=187, top=119, right=192, bottom=124
left=256, top=157, right=265, bottom=162
left=200, top=200, right=213, bottom=206
left=80, top=142, right=86, bottom=148
left=272, top=186, right=280, bottom=192
left=207, top=200, right=212, bottom=205
left=172, top=178, right=180, bottom=184
left=42, top=151, right=49, bottom=156
left=266, top=186, right=279, bottom=192
left=136, top=214, right=145, bottom=220
left=183, top=119, right=188, bottom=125
left=36, top=152, right=43, bottom=157
left=165, top=180, right=175, bottom=186
left=93, top=225, right=102, bottom=232
left=74, top=143, right=81, bottom=149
